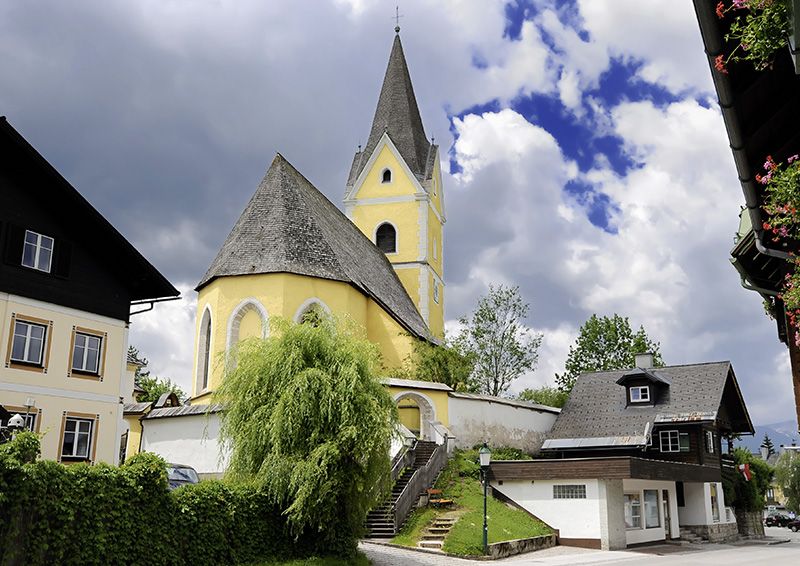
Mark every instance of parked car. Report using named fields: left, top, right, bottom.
left=765, top=514, right=793, bottom=527
left=787, top=519, right=800, bottom=533
left=167, top=463, right=200, bottom=490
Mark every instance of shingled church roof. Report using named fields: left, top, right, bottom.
left=197, top=153, right=431, bottom=340
left=346, top=33, right=436, bottom=187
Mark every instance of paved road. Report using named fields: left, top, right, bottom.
left=361, top=536, right=800, bottom=566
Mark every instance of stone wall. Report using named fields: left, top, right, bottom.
left=487, top=534, right=557, bottom=559
left=682, top=523, right=739, bottom=542
left=735, top=510, right=765, bottom=538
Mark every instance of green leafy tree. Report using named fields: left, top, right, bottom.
left=215, top=317, right=398, bottom=557
left=391, top=338, right=477, bottom=392
left=775, top=451, right=800, bottom=513
left=517, top=386, right=569, bottom=408
left=456, top=285, right=543, bottom=397
left=761, top=434, right=776, bottom=458
left=556, top=314, right=663, bottom=392
left=724, top=447, right=774, bottom=512
left=128, top=346, right=186, bottom=403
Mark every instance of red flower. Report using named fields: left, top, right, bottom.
left=714, top=55, right=728, bottom=74
left=716, top=1, right=725, bottom=18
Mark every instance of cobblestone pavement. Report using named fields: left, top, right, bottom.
left=359, top=542, right=477, bottom=565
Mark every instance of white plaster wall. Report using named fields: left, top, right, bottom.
left=622, top=479, right=679, bottom=545
left=448, top=396, right=557, bottom=451
left=678, top=482, right=709, bottom=525
left=140, top=413, right=229, bottom=476
left=492, top=479, right=602, bottom=541
left=599, top=479, right=627, bottom=550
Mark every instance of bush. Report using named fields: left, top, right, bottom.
left=0, top=435, right=348, bottom=565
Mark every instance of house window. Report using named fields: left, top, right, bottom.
left=624, top=493, right=642, bottom=529
left=553, top=484, right=586, bottom=499
left=643, top=490, right=660, bottom=528
left=376, top=223, right=397, bottom=254
left=0, top=410, right=37, bottom=433
left=705, top=430, right=715, bottom=454
left=71, top=331, right=103, bottom=375
left=659, top=430, right=690, bottom=453
left=197, top=307, right=212, bottom=393
left=60, top=416, right=95, bottom=461
left=629, top=385, right=650, bottom=403
left=382, top=168, right=392, bottom=183
left=22, top=230, right=54, bottom=272
left=710, top=483, right=720, bottom=523
left=433, top=281, right=440, bottom=304
left=10, top=319, right=47, bottom=365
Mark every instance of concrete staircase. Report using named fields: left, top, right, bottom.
left=679, top=527, right=706, bottom=544
left=417, top=516, right=457, bottom=550
left=365, top=440, right=439, bottom=538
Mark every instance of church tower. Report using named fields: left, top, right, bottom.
left=344, top=31, right=445, bottom=338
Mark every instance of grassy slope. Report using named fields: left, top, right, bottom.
left=392, top=450, right=552, bottom=556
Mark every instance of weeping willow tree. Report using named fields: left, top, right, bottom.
left=215, top=316, right=398, bottom=555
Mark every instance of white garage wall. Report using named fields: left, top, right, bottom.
left=493, top=479, right=603, bottom=541
left=141, top=413, right=229, bottom=477
left=448, top=393, right=558, bottom=452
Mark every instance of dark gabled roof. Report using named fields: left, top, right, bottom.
left=543, top=361, right=754, bottom=450
left=197, top=153, right=431, bottom=340
left=346, top=34, right=434, bottom=187
left=143, top=403, right=225, bottom=419
left=615, top=368, right=671, bottom=386
left=0, top=117, right=179, bottom=302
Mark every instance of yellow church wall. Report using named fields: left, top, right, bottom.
left=428, top=155, right=444, bottom=219
left=124, top=415, right=143, bottom=461
left=365, top=299, right=415, bottom=370
left=427, top=208, right=443, bottom=277
left=353, top=145, right=418, bottom=200
left=394, top=267, right=421, bottom=307
left=397, top=399, right=421, bottom=433
left=387, top=384, right=450, bottom=428
left=350, top=201, right=420, bottom=264
left=428, top=270, right=444, bottom=339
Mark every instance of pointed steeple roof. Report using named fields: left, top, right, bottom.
left=197, top=154, right=431, bottom=340
left=347, top=33, right=434, bottom=186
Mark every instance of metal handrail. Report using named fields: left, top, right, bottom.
left=392, top=442, right=448, bottom=532
left=390, top=440, right=416, bottom=483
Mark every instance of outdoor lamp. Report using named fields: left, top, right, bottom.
left=479, top=442, right=491, bottom=468
left=479, top=442, right=491, bottom=555
left=8, top=414, right=25, bottom=431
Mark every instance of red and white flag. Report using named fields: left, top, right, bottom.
left=738, top=463, right=751, bottom=481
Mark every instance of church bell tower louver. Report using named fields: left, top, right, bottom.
left=344, top=30, right=445, bottom=338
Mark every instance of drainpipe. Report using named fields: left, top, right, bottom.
left=730, top=258, right=781, bottom=298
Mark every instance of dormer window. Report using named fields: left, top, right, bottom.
left=629, top=385, right=650, bottom=403
left=381, top=168, right=392, bottom=184
left=22, top=230, right=54, bottom=273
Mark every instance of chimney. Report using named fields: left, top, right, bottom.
left=635, top=352, right=654, bottom=369
left=760, top=446, right=769, bottom=460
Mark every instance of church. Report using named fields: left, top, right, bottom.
left=133, top=31, right=558, bottom=479
left=189, top=30, right=445, bottom=404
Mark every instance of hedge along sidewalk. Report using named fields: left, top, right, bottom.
left=0, top=433, right=355, bottom=566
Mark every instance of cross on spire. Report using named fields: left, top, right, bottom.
left=393, top=5, right=403, bottom=33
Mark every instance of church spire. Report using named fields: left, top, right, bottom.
left=359, top=33, right=431, bottom=180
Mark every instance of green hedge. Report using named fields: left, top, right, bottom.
left=0, top=433, right=348, bottom=565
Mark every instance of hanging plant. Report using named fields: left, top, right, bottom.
left=716, top=0, right=791, bottom=73
left=760, top=153, right=800, bottom=343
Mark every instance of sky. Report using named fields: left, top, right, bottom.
left=2, top=0, right=796, bottom=429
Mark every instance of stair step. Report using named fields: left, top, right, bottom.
left=427, top=527, right=451, bottom=534
left=421, top=533, right=447, bottom=540
left=419, top=541, right=443, bottom=549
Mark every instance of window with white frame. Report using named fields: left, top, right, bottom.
left=10, top=319, right=47, bottom=365
left=710, top=483, right=720, bottom=522
left=643, top=490, right=660, bottom=528
left=629, top=385, right=650, bottom=403
left=624, top=493, right=642, bottom=528
left=705, top=430, right=715, bottom=454
left=553, top=484, right=586, bottom=499
left=433, top=281, right=440, bottom=304
left=22, top=230, right=54, bottom=272
left=61, top=417, right=94, bottom=460
left=659, top=430, right=690, bottom=453
left=71, top=332, right=102, bottom=374
left=0, top=411, right=36, bottom=432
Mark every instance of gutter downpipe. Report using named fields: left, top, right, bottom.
left=730, top=257, right=781, bottom=298
left=694, top=0, right=790, bottom=260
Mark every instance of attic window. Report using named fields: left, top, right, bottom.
left=382, top=168, right=392, bottom=183
left=629, top=386, right=650, bottom=403
left=22, top=230, right=54, bottom=273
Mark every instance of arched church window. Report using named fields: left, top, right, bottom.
left=382, top=168, right=392, bottom=183
left=197, top=307, right=212, bottom=392
left=226, top=299, right=268, bottom=354
left=294, top=299, right=331, bottom=326
left=376, top=223, right=397, bottom=254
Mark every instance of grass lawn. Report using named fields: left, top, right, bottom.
left=391, top=449, right=552, bottom=556
left=256, top=553, right=370, bottom=566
